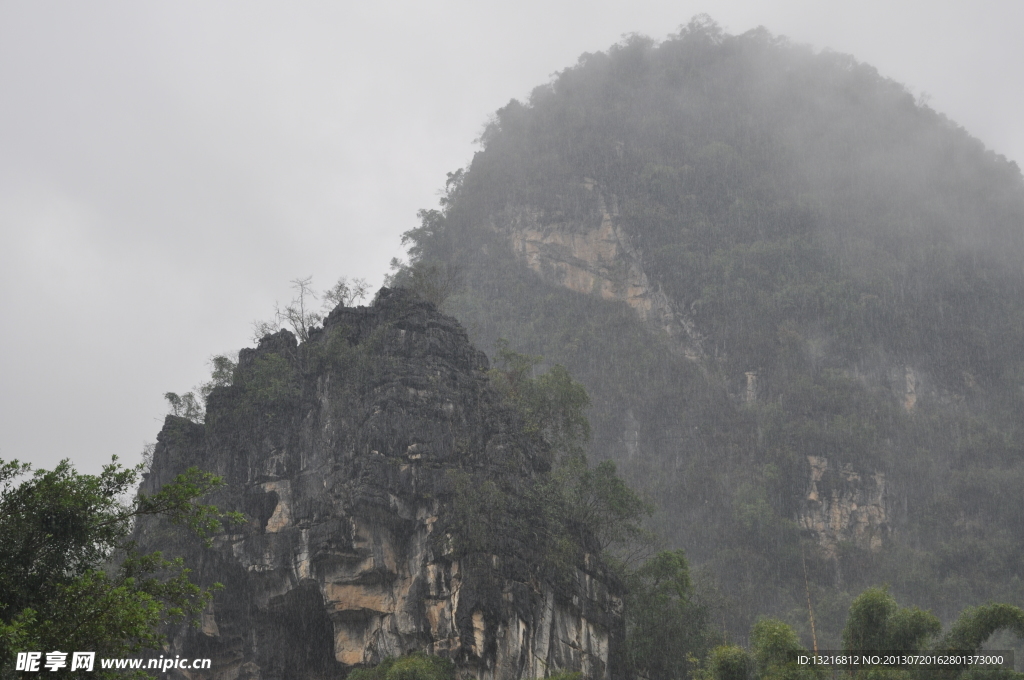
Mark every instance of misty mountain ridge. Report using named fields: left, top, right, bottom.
left=10, top=12, right=1024, bottom=680
left=394, top=16, right=1024, bottom=647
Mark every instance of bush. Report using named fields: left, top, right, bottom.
left=347, top=652, right=455, bottom=680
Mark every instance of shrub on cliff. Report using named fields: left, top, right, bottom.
left=347, top=652, right=455, bottom=680
left=445, top=343, right=652, bottom=580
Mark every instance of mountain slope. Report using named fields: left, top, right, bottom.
left=399, top=17, right=1024, bottom=645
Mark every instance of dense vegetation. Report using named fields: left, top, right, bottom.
left=0, top=458, right=237, bottom=679
left=467, top=344, right=713, bottom=677
left=695, top=588, right=1024, bottom=679
left=394, top=15, right=1024, bottom=652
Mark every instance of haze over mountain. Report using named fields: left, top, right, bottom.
left=394, top=18, right=1024, bottom=645
left=6, top=7, right=1024, bottom=680
left=3, top=2, right=1024, bottom=478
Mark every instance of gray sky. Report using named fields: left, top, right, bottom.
left=2, top=0, right=1022, bottom=475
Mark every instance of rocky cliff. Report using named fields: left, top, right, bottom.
left=135, top=288, right=623, bottom=680
left=496, top=182, right=703, bottom=361
left=798, top=456, right=889, bottom=559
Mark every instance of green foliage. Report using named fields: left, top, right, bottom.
left=699, top=645, right=752, bottom=680
left=717, top=590, right=1024, bottom=680
left=346, top=652, right=455, bottom=680
left=0, top=457, right=240, bottom=678
left=841, top=587, right=941, bottom=655
left=201, top=354, right=237, bottom=398
left=164, top=391, right=204, bottom=423
left=306, top=323, right=379, bottom=391
left=203, top=349, right=302, bottom=434
left=386, top=171, right=466, bottom=309
left=489, top=339, right=591, bottom=460
left=557, top=458, right=653, bottom=557
left=924, top=605, right=1024, bottom=680
left=457, top=343, right=651, bottom=564
left=625, top=550, right=710, bottom=680
left=387, top=260, right=462, bottom=309
left=446, top=347, right=678, bottom=680
left=239, top=353, right=298, bottom=406
left=694, top=591, right=1024, bottom=680
left=750, top=619, right=824, bottom=680
left=164, top=354, right=239, bottom=425
left=445, top=471, right=555, bottom=562
left=937, top=604, right=1024, bottom=654
left=542, top=673, right=583, bottom=680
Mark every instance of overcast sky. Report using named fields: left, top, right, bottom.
left=2, top=0, right=1022, bottom=475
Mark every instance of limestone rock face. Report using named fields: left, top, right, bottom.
left=135, top=289, right=622, bottom=680
left=495, top=182, right=703, bottom=360
left=798, top=456, right=889, bottom=558
left=494, top=190, right=901, bottom=560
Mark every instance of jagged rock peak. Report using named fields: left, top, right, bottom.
left=136, top=287, right=622, bottom=680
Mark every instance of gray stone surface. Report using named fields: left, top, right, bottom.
left=135, top=288, right=622, bottom=680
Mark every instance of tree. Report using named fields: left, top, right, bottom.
left=936, top=604, right=1024, bottom=655
left=322, top=275, right=370, bottom=308
left=837, top=588, right=1024, bottom=680
left=488, top=339, right=591, bottom=461
left=698, top=622, right=826, bottom=680
left=842, top=587, right=940, bottom=657
left=253, top=275, right=370, bottom=343
left=273, top=276, right=321, bottom=342
left=699, top=645, right=752, bottom=680
left=487, top=341, right=652, bottom=559
left=163, top=353, right=238, bottom=425
left=930, top=604, right=1024, bottom=680
left=346, top=652, right=455, bottom=680
left=0, top=457, right=240, bottom=679
left=200, top=354, right=238, bottom=399
left=456, top=344, right=705, bottom=678
left=383, top=169, right=465, bottom=309
left=750, top=619, right=824, bottom=680
left=558, top=459, right=653, bottom=558
left=163, top=391, right=204, bottom=422
left=625, top=550, right=711, bottom=680
left=385, top=260, right=462, bottom=309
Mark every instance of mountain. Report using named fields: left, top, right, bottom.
left=135, top=289, right=624, bottom=680
left=396, top=17, right=1024, bottom=646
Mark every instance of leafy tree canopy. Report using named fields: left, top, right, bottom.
left=347, top=652, right=455, bottom=680
left=842, top=587, right=941, bottom=656
left=698, top=590, right=1024, bottom=680
left=626, top=549, right=711, bottom=680
left=0, top=457, right=240, bottom=679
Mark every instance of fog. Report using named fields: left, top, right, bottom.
left=1, top=0, right=1022, bottom=474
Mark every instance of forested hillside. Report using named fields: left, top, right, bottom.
left=394, top=17, right=1024, bottom=647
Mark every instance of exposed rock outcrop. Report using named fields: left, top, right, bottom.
left=136, top=289, right=623, bottom=680
left=798, top=456, right=889, bottom=559
left=496, top=182, right=702, bottom=360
